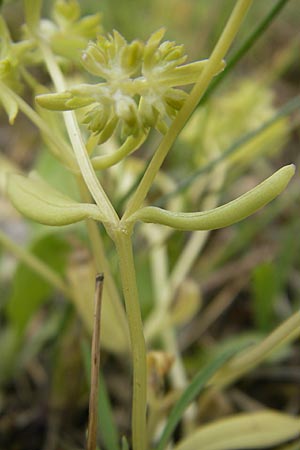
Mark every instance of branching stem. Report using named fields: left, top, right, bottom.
left=123, top=0, right=253, bottom=220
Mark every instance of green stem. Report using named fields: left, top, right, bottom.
left=38, top=41, right=118, bottom=226
left=113, top=230, right=147, bottom=450
left=158, top=94, right=300, bottom=204
left=200, top=0, right=291, bottom=105
left=0, top=229, right=71, bottom=298
left=91, top=132, right=148, bottom=170
left=77, top=177, right=130, bottom=348
left=123, top=0, right=253, bottom=220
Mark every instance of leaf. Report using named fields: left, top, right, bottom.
left=6, top=233, right=70, bottom=332
left=7, top=173, right=103, bottom=226
left=131, top=165, right=295, bottom=231
left=200, top=0, right=291, bottom=106
left=252, top=262, right=278, bottom=332
left=175, top=411, right=300, bottom=450
left=156, top=346, right=246, bottom=450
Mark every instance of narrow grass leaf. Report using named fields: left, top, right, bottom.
left=200, top=0, right=292, bottom=105
left=252, top=262, right=278, bottom=332
left=156, top=346, right=245, bottom=450
left=158, top=95, right=300, bottom=205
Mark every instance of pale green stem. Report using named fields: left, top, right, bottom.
left=113, top=230, right=147, bottom=450
left=77, top=177, right=130, bottom=348
left=211, top=310, right=300, bottom=388
left=123, top=0, right=253, bottom=220
left=149, top=238, right=196, bottom=435
left=38, top=40, right=146, bottom=446
left=145, top=155, right=226, bottom=341
left=38, top=41, right=118, bottom=226
left=91, top=132, right=148, bottom=170
left=0, top=81, right=76, bottom=171
left=0, top=229, right=71, bottom=298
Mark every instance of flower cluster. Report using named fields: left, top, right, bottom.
left=37, top=28, right=220, bottom=143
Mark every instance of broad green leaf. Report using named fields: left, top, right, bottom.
left=7, top=173, right=103, bottom=226
left=175, top=411, right=300, bottom=450
left=6, top=233, right=70, bottom=332
left=156, top=346, right=246, bottom=450
left=132, top=165, right=294, bottom=231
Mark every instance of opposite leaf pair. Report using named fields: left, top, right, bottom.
left=7, top=165, right=295, bottom=230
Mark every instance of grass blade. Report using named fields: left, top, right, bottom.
left=157, top=94, right=300, bottom=205
left=200, top=0, right=291, bottom=105
left=156, top=346, right=246, bottom=450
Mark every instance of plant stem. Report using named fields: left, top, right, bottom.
left=0, top=229, right=71, bottom=298
left=123, top=0, right=253, bottom=220
left=113, top=230, right=147, bottom=450
left=200, top=0, right=291, bottom=105
left=77, top=177, right=130, bottom=347
left=87, top=274, right=104, bottom=450
left=145, top=157, right=226, bottom=341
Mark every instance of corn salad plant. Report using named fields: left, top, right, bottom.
left=0, top=0, right=299, bottom=449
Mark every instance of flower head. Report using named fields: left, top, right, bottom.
left=37, top=28, right=223, bottom=144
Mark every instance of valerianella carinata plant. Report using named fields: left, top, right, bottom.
left=0, top=1, right=298, bottom=450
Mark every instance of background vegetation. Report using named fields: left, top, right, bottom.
left=0, top=1, right=299, bottom=449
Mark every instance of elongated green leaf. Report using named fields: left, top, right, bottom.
left=157, top=95, right=300, bottom=205
left=156, top=346, right=245, bottom=450
left=131, top=165, right=294, bottom=231
left=7, top=173, right=103, bottom=226
left=7, top=233, right=70, bottom=332
left=175, top=411, right=300, bottom=450
left=252, top=262, right=277, bottom=331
